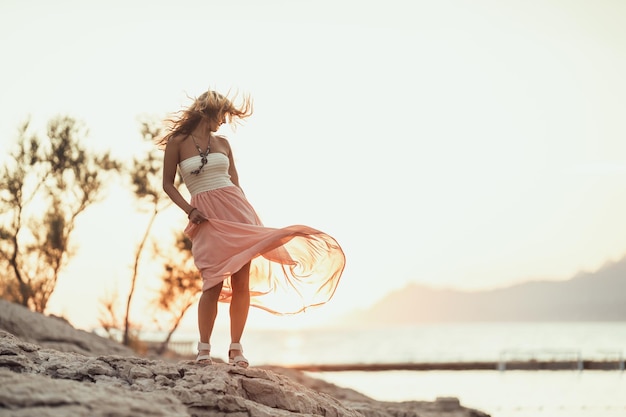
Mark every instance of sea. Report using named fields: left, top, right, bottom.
left=166, top=322, right=626, bottom=417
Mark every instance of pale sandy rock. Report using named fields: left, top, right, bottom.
left=0, top=299, right=134, bottom=356
left=0, top=331, right=362, bottom=416
left=0, top=299, right=490, bottom=416
left=0, top=368, right=188, bottom=417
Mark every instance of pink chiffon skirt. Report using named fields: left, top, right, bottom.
left=184, top=185, right=345, bottom=315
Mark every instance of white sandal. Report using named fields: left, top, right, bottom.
left=228, top=343, right=249, bottom=368
left=196, top=342, right=212, bottom=364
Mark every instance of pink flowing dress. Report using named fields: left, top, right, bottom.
left=180, top=152, right=345, bottom=315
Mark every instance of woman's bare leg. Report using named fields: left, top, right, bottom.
left=198, top=281, right=223, bottom=356
left=229, top=262, right=251, bottom=359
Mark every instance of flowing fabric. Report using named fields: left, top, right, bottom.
left=180, top=153, right=345, bottom=315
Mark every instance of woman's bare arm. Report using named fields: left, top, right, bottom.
left=162, top=138, right=195, bottom=215
left=225, top=138, right=242, bottom=190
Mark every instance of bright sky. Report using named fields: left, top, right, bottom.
left=1, top=0, right=626, bottom=332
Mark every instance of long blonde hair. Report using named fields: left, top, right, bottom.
left=157, top=89, right=253, bottom=148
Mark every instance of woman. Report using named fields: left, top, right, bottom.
left=159, top=90, right=345, bottom=367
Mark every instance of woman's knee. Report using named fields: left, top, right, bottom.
left=231, top=277, right=250, bottom=294
left=231, top=266, right=250, bottom=293
left=202, top=281, right=223, bottom=300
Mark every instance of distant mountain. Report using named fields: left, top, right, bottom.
left=345, top=257, right=626, bottom=324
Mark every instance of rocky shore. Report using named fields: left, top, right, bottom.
left=0, top=300, right=489, bottom=417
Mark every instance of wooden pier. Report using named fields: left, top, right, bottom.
left=284, top=359, right=625, bottom=372
left=148, top=341, right=625, bottom=372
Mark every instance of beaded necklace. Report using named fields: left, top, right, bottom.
left=190, top=134, right=210, bottom=175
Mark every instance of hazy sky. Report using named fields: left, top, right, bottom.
left=1, top=0, right=626, bottom=331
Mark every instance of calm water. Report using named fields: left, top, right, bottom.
left=170, top=322, right=626, bottom=417
left=309, top=370, right=626, bottom=417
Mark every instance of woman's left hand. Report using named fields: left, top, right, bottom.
left=189, top=208, right=207, bottom=225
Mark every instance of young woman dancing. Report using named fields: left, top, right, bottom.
left=159, top=90, right=345, bottom=367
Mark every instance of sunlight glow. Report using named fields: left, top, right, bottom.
left=1, top=0, right=625, bottom=333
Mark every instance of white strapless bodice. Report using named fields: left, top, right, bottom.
left=179, top=153, right=234, bottom=196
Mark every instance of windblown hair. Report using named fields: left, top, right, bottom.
left=157, top=89, right=253, bottom=148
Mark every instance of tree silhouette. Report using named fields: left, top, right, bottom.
left=151, top=232, right=201, bottom=355
left=97, top=116, right=202, bottom=352
left=121, top=117, right=172, bottom=346
left=0, top=117, right=120, bottom=312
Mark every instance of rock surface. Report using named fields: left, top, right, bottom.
left=0, top=300, right=134, bottom=357
left=0, top=300, right=489, bottom=417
